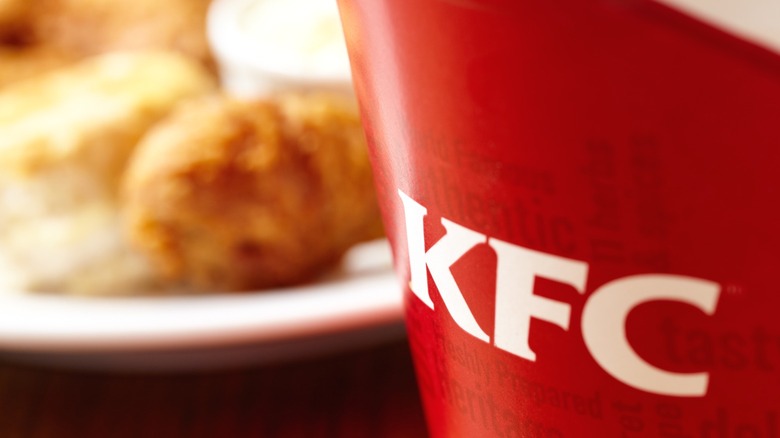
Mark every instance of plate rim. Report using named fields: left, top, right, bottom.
left=0, top=240, right=404, bottom=354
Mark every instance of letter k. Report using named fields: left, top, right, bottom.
left=398, top=189, right=490, bottom=343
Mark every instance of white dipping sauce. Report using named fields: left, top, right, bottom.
left=238, top=0, right=351, bottom=79
left=208, top=0, right=353, bottom=97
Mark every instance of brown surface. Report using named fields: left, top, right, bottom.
left=0, top=0, right=214, bottom=72
left=123, top=93, right=383, bottom=291
left=0, top=340, right=428, bottom=438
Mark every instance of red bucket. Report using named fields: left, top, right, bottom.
left=338, top=0, right=780, bottom=436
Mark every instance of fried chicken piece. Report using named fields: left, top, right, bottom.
left=123, top=93, right=384, bottom=291
left=0, top=0, right=27, bottom=44
left=0, top=0, right=36, bottom=47
left=0, top=45, right=76, bottom=89
left=0, top=51, right=216, bottom=295
left=0, top=0, right=24, bottom=22
left=0, top=51, right=216, bottom=176
left=26, top=0, right=214, bottom=71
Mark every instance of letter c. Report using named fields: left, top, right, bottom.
left=581, top=274, right=720, bottom=397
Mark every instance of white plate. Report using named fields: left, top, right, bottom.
left=0, top=239, right=405, bottom=371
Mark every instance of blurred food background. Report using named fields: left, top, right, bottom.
left=0, top=0, right=383, bottom=296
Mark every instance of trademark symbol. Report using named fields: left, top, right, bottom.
left=724, top=284, right=745, bottom=295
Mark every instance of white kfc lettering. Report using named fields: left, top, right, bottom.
left=397, top=189, right=722, bottom=398
left=489, top=238, right=588, bottom=361
left=399, top=191, right=489, bottom=342
left=581, top=274, right=720, bottom=397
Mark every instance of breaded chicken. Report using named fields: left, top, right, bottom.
left=0, top=45, right=76, bottom=89
left=123, top=93, right=383, bottom=291
left=26, top=0, right=214, bottom=71
left=0, top=51, right=216, bottom=294
left=0, top=0, right=32, bottom=44
left=0, top=51, right=215, bottom=176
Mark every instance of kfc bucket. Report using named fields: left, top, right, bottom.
left=337, top=0, right=780, bottom=436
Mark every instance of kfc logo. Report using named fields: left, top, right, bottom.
left=398, top=189, right=721, bottom=398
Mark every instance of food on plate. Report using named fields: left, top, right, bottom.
left=0, top=0, right=214, bottom=72
left=0, top=51, right=216, bottom=295
left=0, top=45, right=76, bottom=89
left=0, top=1, right=385, bottom=296
left=123, top=92, right=383, bottom=291
left=0, top=0, right=29, bottom=43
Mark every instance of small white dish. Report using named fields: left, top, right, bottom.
left=0, top=240, right=404, bottom=371
left=207, top=0, right=354, bottom=98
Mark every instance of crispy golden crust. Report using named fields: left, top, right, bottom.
left=123, top=93, right=383, bottom=291
left=0, top=51, right=216, bottom=179
left=0, top=0, right=214, bottom=72
left=0, top=45, right=76, bottom=89
left=0, top=0, right=31, bottom=44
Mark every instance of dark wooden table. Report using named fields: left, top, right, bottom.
left=0, top=339, right=428, bottom=438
